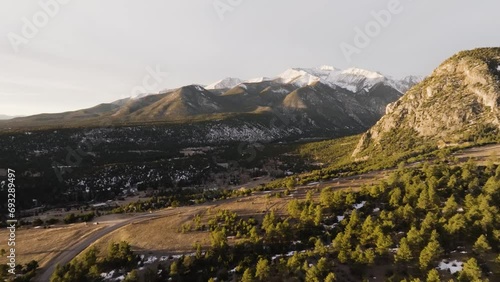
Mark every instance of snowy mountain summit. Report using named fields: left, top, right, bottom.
left=277, top=66, right=418, bottom=93
left=205, top=66, right=421, bottom=94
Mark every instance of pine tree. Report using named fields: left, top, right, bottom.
left=123, top=270, right=139, bottom=282
left=314, top=205, right=323, bottom=226
left=241, top=268, right=254, bottom=282
left=170, top=261, right=178, bottom=276
left=395, top=238, right=413, bottom=263
left=419, top=231, right=443, bottom=270
left=420, top=212, right=437, bottom=233
left=255, top=258, right=270, bottom=281
left=249, top=226, right=260, bottom=243
left=389, top=187, right=402, bottom=207
left=360, top=216, right=375, bottom=245
left=426, top=269, right=440, bottom=282
left=325, top=272, right=336, bottom=282
left=406, top=226, right=423, bottom=249
left=375, top=232, right=392, bottom=255
left=286, top=253, right=301, bottom=270
left=444, top=213, right=466, bottom=235
left=305, top=265, right=320, bottom=282
left=210, top=228, right=228, bottom=249
left=417, top=188, right=430, bottom=210
left=442, top=195, right=458, bottom=217
left=365, top=249, right=375, bottom=265
left=484, top=176, right=499, bottom=195
left=458, top=258, right=482, bottom=282
left=473, top=234, right=491, bottom=254
left=314, top=238, right=327, bottom=256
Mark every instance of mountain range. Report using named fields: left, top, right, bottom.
left=0, top=66, right=420, bottom=142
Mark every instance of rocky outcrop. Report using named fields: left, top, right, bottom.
left=353, top=48, right=500, bottom=157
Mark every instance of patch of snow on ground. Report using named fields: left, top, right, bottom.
left=144, top=256, right=158, bottom=264
left=272, top=251, right=297, bottom=261
left=100, top=270, right=115, bottom=280
left=439, top=260, right=463, bottom=274
left=353, top=201, right=366, bottom=210
left=337, top=215, right=345, bottom=222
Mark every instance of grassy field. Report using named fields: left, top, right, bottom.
left=0, top=223, right=105, bottom=267
left=89, top=192, right=289, bottom=257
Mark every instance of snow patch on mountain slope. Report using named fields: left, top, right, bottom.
left=194, top=85, right=206, bottom=92
left=206, top=77, right=243, bottom=90
left=272, top=88, right=290, bottom=94
left=246, top=77, right=272, bottom=83
left=387, top=75, right=423, bottom=93
left=342, top=68, right=384, bottom=79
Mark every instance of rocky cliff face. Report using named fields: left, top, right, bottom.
left=353, top=48, right=500, bottom=157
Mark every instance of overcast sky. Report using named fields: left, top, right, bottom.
left=1, top=0, right=499, bottom=116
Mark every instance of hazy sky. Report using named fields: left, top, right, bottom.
left=1, top=0, right=499, bottom=116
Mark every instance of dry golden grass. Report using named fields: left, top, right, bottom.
left=89, top=194, right=288, bottom=256
left=91, top=209, right=209, bottom=256
left=0, top=223, right=104, bottom=267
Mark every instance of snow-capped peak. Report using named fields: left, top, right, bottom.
left=276, top=66, right=387, bottom=92
left=274, top=66, right=419, bottom=93
left=203, top=66, right=419, bottom=95
left=341, top=67, right=384, bottom=79
left=277, top=68, right=321, bottom=86
left=205, top=77, right=243, bottom=90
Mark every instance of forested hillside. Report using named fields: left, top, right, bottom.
left=49, top=160, right=500, bottom=281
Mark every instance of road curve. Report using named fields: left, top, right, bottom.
left=35, top=212, right=170, bottom=282
left=36, top=203, right=216, bottom=282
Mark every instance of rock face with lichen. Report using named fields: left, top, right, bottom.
left=353, top=48, right=500, bottom=158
